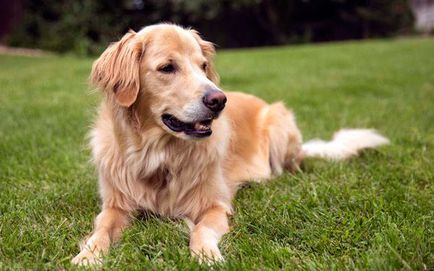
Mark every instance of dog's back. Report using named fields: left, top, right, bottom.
left=222, top=92, right=303, bottom=189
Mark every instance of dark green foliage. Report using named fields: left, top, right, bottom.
left=7, top=0, right=414, bottom=55
left=8, top=0, right=132, bottom=55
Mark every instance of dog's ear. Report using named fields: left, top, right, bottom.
left=90, top=30, right=144, bottom=107
left=190, top=30, right=220, bottom=85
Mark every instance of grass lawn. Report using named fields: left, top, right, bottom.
left=0, top=37, right=433, bottom=270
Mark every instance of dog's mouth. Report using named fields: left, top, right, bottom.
left=162, top=114, right=213, bottom=138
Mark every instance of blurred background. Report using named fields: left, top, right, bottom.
left=0, top=0, right=433, bottom=55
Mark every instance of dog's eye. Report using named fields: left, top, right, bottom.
left=158, top=64, right=176, bottom=74
left=201, top=62, right=208, bottom=71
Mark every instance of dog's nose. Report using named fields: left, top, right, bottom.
left=202, top=88, right=227, bottom=113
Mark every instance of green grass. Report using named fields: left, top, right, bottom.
left=1, top=37, right=433, bottom=270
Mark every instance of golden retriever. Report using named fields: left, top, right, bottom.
left=72, top=23, right=389, bottom=265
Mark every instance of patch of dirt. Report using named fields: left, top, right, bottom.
left=0, top=46, right=49, bottom=57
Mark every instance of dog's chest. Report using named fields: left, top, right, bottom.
left=131, top=143, right=219, bottom=218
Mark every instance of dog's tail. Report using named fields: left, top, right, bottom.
left=302, top=129, right=389, bottom=160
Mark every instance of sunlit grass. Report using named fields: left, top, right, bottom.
left=0, top=37, right=433, bottom=270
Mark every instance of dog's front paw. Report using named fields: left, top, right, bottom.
left=190, top=242, right=224, bottom=264
left=71, top=248, right=103, bottom=266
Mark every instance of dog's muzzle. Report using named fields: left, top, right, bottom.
left=162, top=114, right=214, bottom=138
left=202, top=89, right=227, bottom=113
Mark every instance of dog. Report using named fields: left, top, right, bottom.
left=71, top=23, right=389, bottom=266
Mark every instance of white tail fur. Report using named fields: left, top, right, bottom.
left=302, top=129, right=389, bottom=160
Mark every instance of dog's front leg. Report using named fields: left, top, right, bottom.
left=71, top=207, right=130, bottom=266
left=189, top=205, right=229, bottom=263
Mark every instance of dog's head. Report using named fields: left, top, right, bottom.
left=91, top=24, right=225, bottom=139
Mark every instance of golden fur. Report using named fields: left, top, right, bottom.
left=72, top=23, right=388, bottom=265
